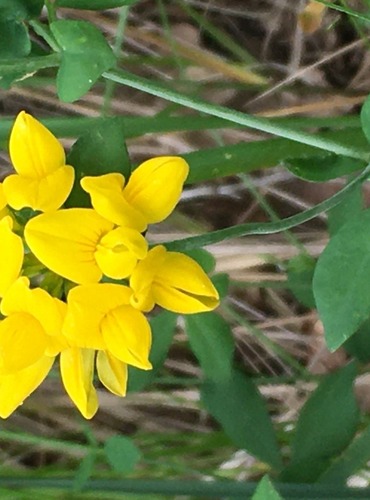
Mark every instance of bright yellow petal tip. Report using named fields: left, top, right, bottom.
left=130, top=245, right=220, bottom=314
left=5, top=111, right=74, bottom=212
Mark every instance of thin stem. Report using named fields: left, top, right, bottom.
left=163, top=163, right=370, bottom=250
left=103, top=68, right=370, bottom=161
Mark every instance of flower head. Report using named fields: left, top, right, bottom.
left=81, top=156, right=189, bottom=231
left=3, top=111, right=74, bottom=212
left=130, top=245, right=220, bottom=314
left=24, top=208, right=148, bottom=284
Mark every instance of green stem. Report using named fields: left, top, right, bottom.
left=0, top=477, right=370, bottom=497
left=164, top=163, right=370, bottom=250
left=102, top=69, right=370, bottom=161
left=314, top=0, right=370, bottom=23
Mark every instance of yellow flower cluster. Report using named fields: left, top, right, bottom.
left=0, top=112, right=219, bottom=419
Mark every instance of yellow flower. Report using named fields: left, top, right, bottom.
left=81, top=156, right=189, bottom=231
left=24, top=208, right=148, bottom=284
left=63, top=283, right=152, bottom=369
left=0, top=277, right=67, bottom=417
left=61, top=283, right=151, bottom=418
left=0, top=216, right=23, bottom=297
left=130, top=245, right=220, bottom=313
left=60, top=348, right=128, bottom=419
left=3, top=111, right=75, bottom=212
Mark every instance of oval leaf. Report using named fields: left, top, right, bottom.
left=185, top=312, right=234, bottom=382
left=104, top=436, right=141, bottom=474
left=285, top=154, right=364, bottom=182
left=252, top=476, right=283, bottom=500
left=313, top=209, right=370, bottom=351
left=201, top=369, right=282, bottom=469
left=51, top=20, right=116, bottom=102
left=281, top=363, right=359, bottom=482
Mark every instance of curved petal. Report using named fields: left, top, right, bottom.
left=60, top=348, right=98, bottom=419
left=64, top=283, right=132, bottom=349
left=0, top=216, right=23, bottom=298
left=9, top=111, right=65, bottom=177
left=96, top=351, right=127, bottom=396
left=0, top=355, right=54, bottom=418
left=153, top=282, right=219, bottom=313
left=25, top=209, right=113, bottom=284
left=3, top=165, right=75, bottom=212
left=124, top=157, right=189, bottom=224
left=101, top=305, right=152, bottom=370
left=95, top=227, right=148, bottom=280
left=129, top=245, right=166, bottom=312
left=81, top=174, right=147, bottom=231
left=0, top=183, right=8, bottom=211
left=0, top=312, right=48, bottom=373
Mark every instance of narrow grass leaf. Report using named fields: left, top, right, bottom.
left=104, top=436, right=141, bottom=474
left=361, top=95, right=370, bottom=144
left=56, top=0, right=139, bottom=7
left=201, top=368, right=282, bottom=469
left=73, top=452, right=96, bottom=491
left=128, top=311, right=177, bottom=392
left=281, top=363, right=359, bottom=482
left=252, top=476, right=283, bottom=500
left=313, top=209, right=370, bottom=350
left=51, top=20, right=116, bottom=102
left=185, top=312, right=234, bottom=382
left=66, top=117, right=130, bottom=207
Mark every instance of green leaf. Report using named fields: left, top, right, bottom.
left=287, top=254, right=316, bottom=308
left=281, top=363, right=359, bottom=482
left=0, top=0, right=43, bottom=19
left=104, top=436, right=141, bottom=474
left=344, top=317, right=370, bottom=363
left=212, top=273, right=229, bottom=299
left=50, top=20, right=116, bottom=102
left=185, top=312, right=234, bottom=382
left=252, top=476, right=283, bottom=500
left=201, top=369, right=282, bottom=469
left=313, top=209, right=370, bottom=350
left=361, top=94, right=370, bottom=144
left=0, top=53, right=60, bottom=90
left=0, top=19, right=30, bottom=58
left=66, top=117, right=131, bottom=207
left=328, top=183, right=363, bottom=236
left=128, top=312, right=177, bottom=392
left=285, top=154, right=364, bottom=182
left=73, top=452, right=96, bottom=491
left=56, top=0, right=139, bottom=8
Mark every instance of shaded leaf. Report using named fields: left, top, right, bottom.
left=50, top=20, right=115, bottom=102
left=281, top=363, right=359, bottom=482
left=104, top=436, right=141, bottom=474
left=185, top=312, right=234, bottom=382
left=212, top=273, right=229, bottom=299
left=0, top=19, right=30, bottom=58
left=201, top=369, right=282, bottom=469
left=73, top=452, right=96, bottom=491
left=344, top=317, right=370, bottom=363
left=66, top=117, right=130, bottom=207
left=128, top=312, right=177, bottom=392
left=287, top=254, right=316, bottom=308
left=328, top=183, right=363, bottom=236
left=285, top=154, right=364, bottom=182
left=361, top=94, right=370, bottom=144
left=313, top=209, right=370, bottom=350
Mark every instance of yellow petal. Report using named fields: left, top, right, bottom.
left=95, top=227, right=148, bottom=280
left=124, top=157, right=189, bottom=224
left=3, top=165, right=75, bottom=212
left=25, top=209, right=113, bottom=284
left=0, top=355, right=54, bottom=418
left=101, top=305, right=152, bottom=370
left=9, top=111, right=65, bottom=177
left=81, top=174, right=147, bottom=231
left=64, top=283, right=132, bottom=349
left=0, top=216, right=23, bottom=297
left=129, top=245, right=166, bottom=312
left=153, top=282, right=219, bottom=313
left=0, top=183, right=8, bottom=211
left=0, top=312, right=48, bottom=373
left=60, top=348, right=98, bottom=419
left=96, top=351, right=127, bottom=396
